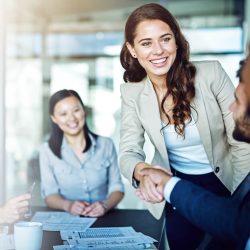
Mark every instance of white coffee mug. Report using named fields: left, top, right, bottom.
left=14, top=221, right=43, bottom=250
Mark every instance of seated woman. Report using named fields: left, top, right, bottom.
left=39, top=89, right=124, bottom=217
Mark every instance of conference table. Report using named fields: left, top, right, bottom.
left=31, top=206, right=166, bottom=250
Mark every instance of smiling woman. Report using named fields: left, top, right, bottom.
left=39, top=89, right=124, bottom=217
left=118, top=3, right=250, bottom=250
left=126, top=19, right=177, bottom=83
left=51, top=96, right=86, bottom=144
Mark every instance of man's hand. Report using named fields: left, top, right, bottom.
left=136, top=167, right=172, bottom=202
left=0, top=193, right=31, bottom=224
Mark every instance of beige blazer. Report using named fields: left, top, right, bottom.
left=119, top=60, right=250, bottom=219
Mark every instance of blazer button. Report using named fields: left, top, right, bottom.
left=215, top=166, right=220, bottom=173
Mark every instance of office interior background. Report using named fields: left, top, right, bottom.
left=0, top=0, right=250, bottom=208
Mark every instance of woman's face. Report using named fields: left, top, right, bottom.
left=127, top=19, right=177, bottom=82
left=51, top=96, right=85, bottom=136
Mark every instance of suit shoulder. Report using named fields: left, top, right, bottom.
left=192, top=60, right=226, bottom=81
left=120, top=81, right=145, bottom=91
left=193, top=60, right=222, bottom=72
left=120, top=79, right=146, bottom=98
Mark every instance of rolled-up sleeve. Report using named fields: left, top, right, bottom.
left=39, top=144, right=60, bottom=199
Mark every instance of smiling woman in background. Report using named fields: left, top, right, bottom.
left=39, top=89, right=124, bottom=217
left=119, top=3, right=250, bottom=250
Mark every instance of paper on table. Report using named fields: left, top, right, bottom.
left=53, top=244, right=157, bottom=250
left=32, top=212, right=96, bottom=231
left=53, top=246, right=75, bottom=250
left=60, top=227, right=157, bottom=249
left=67, top=234, right=156, bottom=248
left=60, top=227, right=137, bottom=240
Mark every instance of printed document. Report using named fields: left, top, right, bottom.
left=32, top=211, right=96, bottom=231
left=53, top=244, right=157, bottom=250
left=57, top=227, right=157, bottom=249
left=60, top=227, right=137, bottom=240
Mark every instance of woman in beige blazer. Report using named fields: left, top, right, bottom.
left=119, top=3, right=250, bottom=250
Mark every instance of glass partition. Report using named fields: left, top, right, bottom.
left=5, top=26, right=245, bottom=209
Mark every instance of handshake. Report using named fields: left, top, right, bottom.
left=134, top=164, right=173, bottom=203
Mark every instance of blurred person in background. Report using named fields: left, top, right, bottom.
left=0, top=193, right=31, bottom=223
left=39, top=89, right=124, bottom=217
left=119, top=3, right=250, bottom=250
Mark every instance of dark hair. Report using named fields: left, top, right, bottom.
left=236, top=59, right=245, bottom=82
left=120, top=3, right=196, bottom=135
left=48, top=89, right=97, bottom=158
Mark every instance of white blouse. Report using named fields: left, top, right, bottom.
left=162, top=119, right=213, bottom=175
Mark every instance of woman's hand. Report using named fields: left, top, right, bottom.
left=68, top=201, right=90, bottom=216
left=136, top=174, right=164, bottom=203
left=134, top=164, right=172, bottom=203
left=81, top=201, right=107, bottom=217
left=0, top=193, right=31, bottom=224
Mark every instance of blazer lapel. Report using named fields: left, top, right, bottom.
left=137, top=77, right=214, bottom=167
left=192, top=81, right=213, bottom=163
left=139, top=78, right=168, bottom=163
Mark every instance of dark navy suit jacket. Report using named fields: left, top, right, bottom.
left=170, top=173, right=250, bottom=250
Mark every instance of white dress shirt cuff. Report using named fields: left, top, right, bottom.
left=163, top=177, right=181, bottom=203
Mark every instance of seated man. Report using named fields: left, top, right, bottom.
left=139, top=54, right=250, bottom=250
left=0, top=193, right=31, bottom=224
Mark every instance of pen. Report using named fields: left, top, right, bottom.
left=23, top=181, right=36, bottom=219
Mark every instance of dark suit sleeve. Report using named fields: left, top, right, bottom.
left=170, top=180, right=239, bottom=243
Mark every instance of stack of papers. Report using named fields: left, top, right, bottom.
left=53, top=227, right=157, bottom=250
left=32, top=212, right=96, bottom=231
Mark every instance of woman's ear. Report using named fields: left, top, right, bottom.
left=50, top=115, right=57, bottom=124
left=126, top=42, right=137, bottom=58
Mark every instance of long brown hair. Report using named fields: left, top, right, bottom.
left=120, top=3, right=196, bottom=135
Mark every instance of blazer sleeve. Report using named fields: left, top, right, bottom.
left=119, top=84, right=146, bottom=184
left=170, top=179, right=249, bottom=246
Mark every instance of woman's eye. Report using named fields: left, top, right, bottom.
left=163, top=37, right=171, bottom=43
left=141, top=42, right=151, bottom=47
left=74, top=108, right=82, bottom=113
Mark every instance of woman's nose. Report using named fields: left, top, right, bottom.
left=152, top=42, right=164, bottom=55
left=68, top=113, right=76, bottom=120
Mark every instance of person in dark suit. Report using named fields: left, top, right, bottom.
left=139, top=54, right=250, bottom=250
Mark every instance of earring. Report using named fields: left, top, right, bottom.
left=133, top=54, right=137, bottom=58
